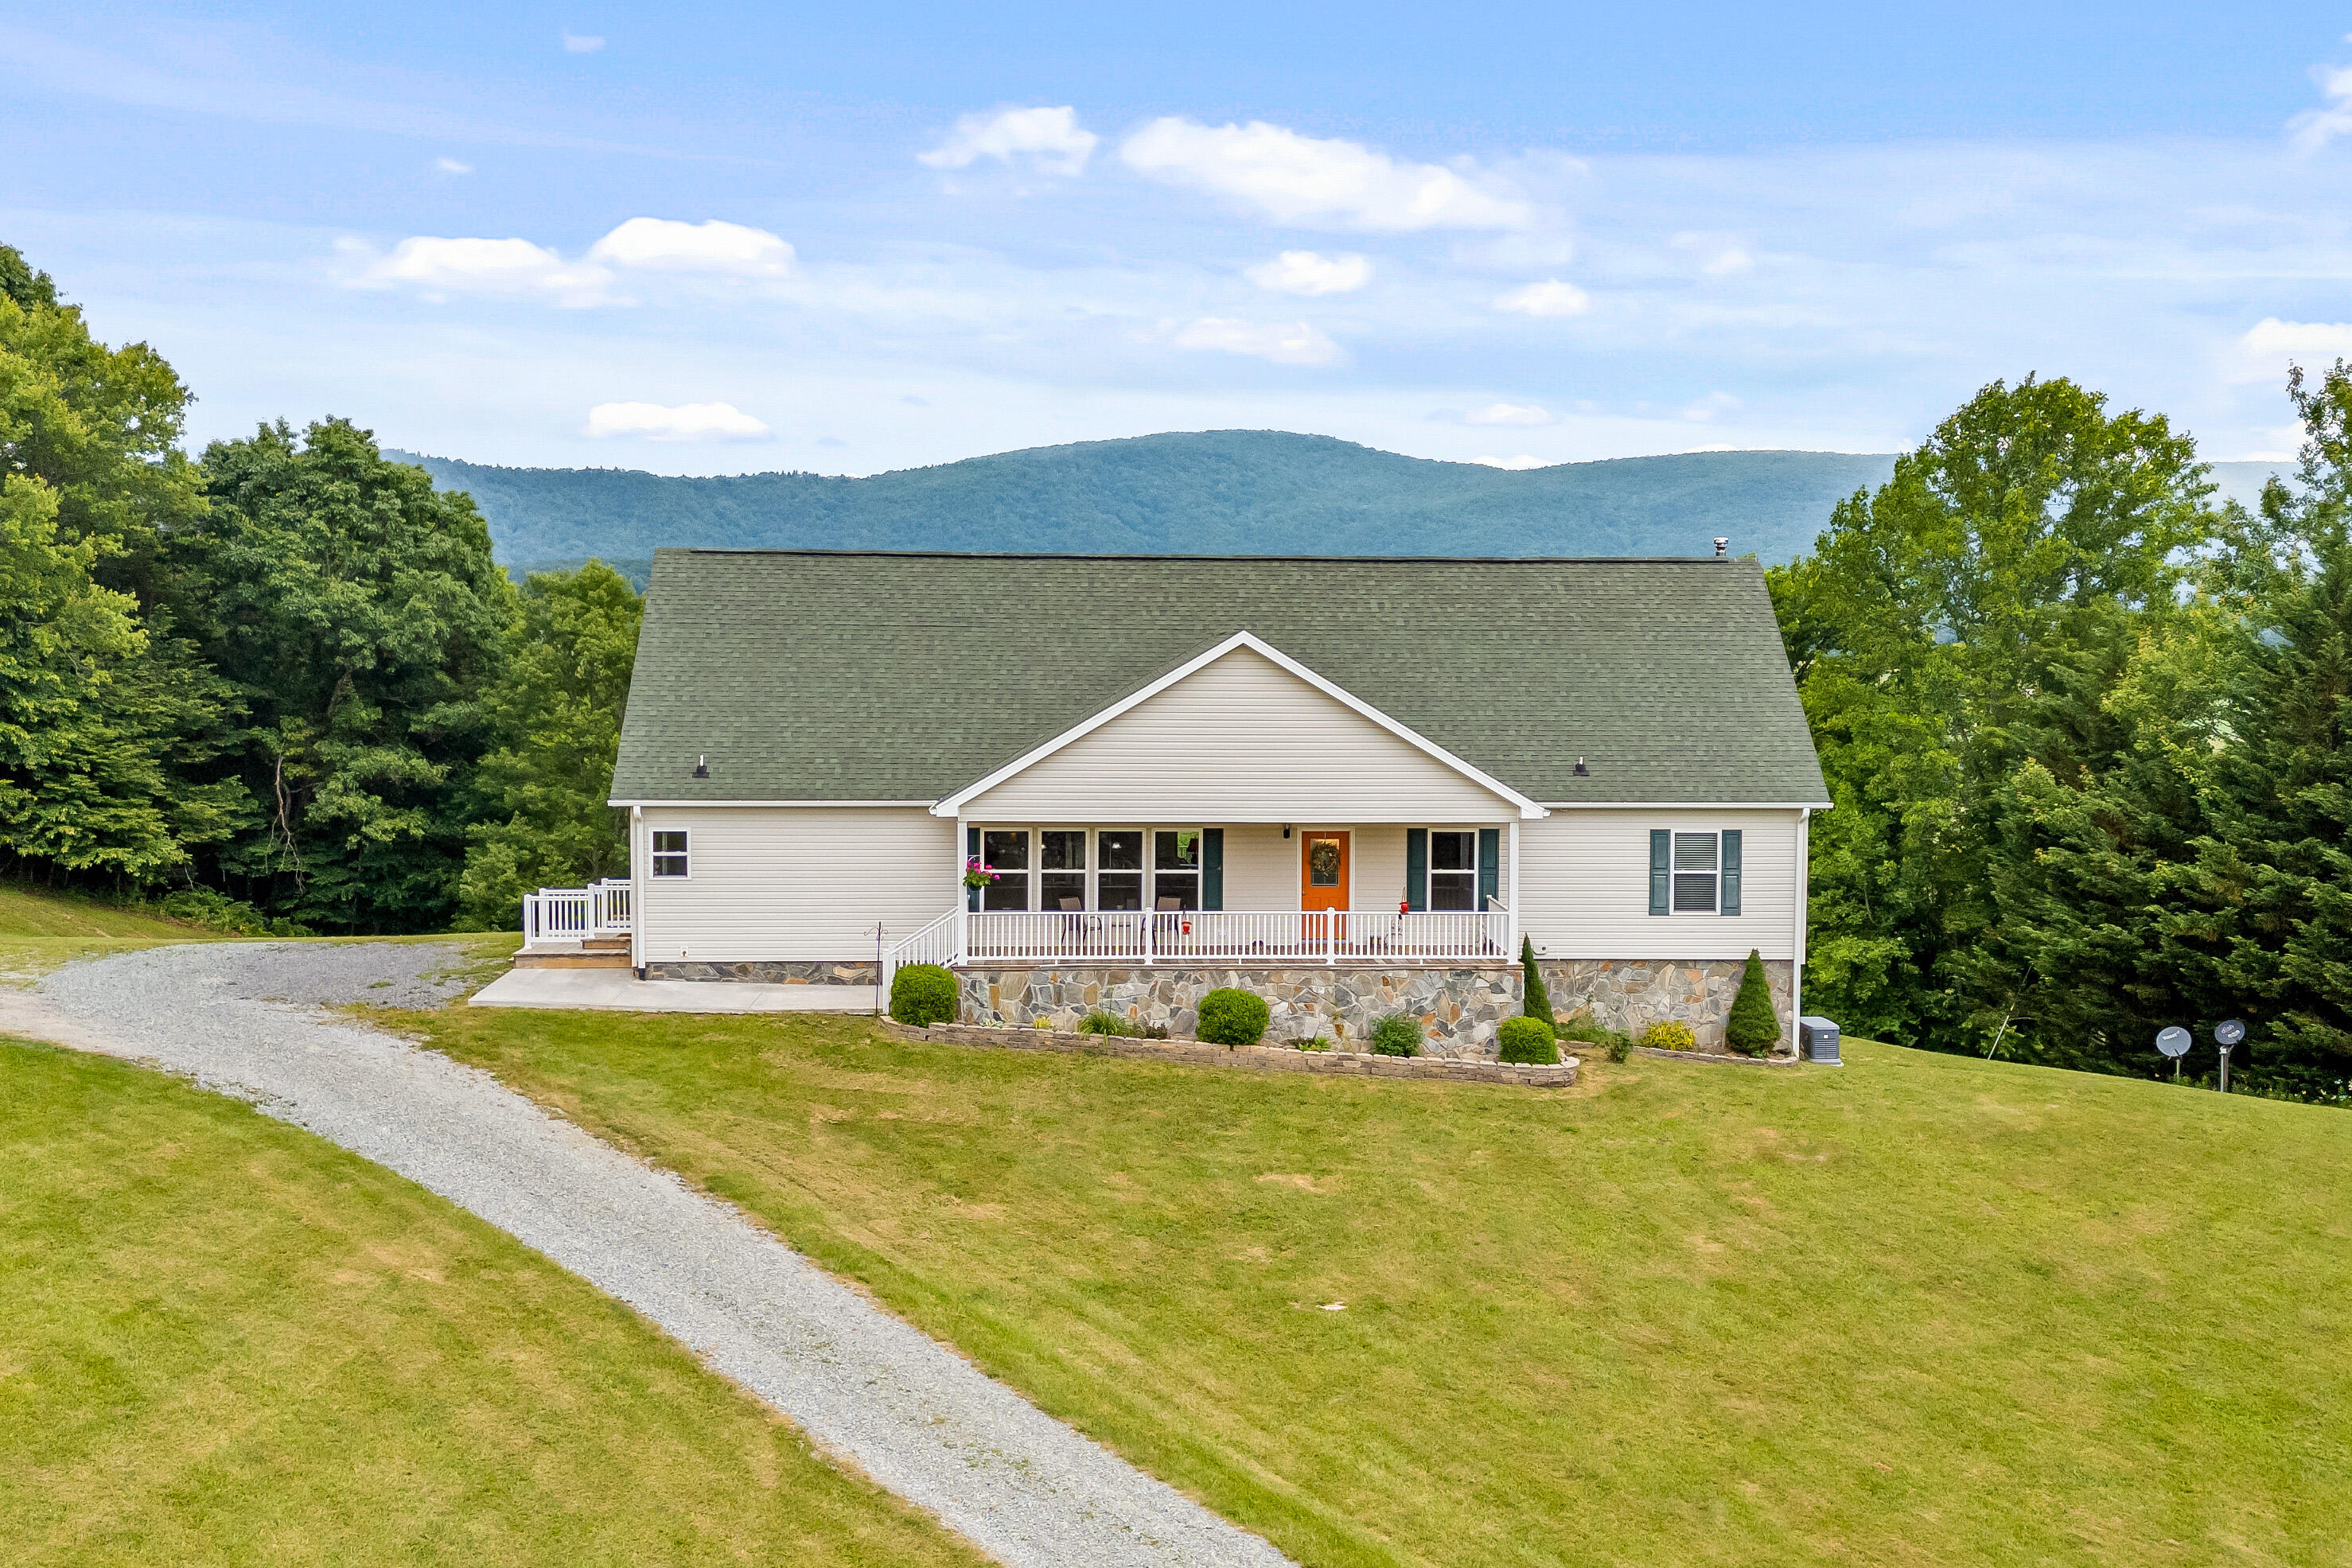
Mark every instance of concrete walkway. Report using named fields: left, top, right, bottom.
left=8, top=944, right=1294, bottom=1568
left=473, top=966, right=880, bottom=1014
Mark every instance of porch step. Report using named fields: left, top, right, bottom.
left=581, top=935, right=632, bottom=953
left=513, top=951, right=633, bottom=971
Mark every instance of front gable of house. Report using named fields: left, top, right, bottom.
left=955, top=638, right=1528, bottom=823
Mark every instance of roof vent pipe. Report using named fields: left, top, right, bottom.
left=1713, top=537, right=1729, bottom=558
left=1572, top=757, right=1589, bottom=777
left=692, top=754, right=708, bottom=778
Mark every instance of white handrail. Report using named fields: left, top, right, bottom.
left=956, top=909, right=1509, bottom=966
left=520, top=877, right=633, bottom=949
left=881, top=909, right=962, bottom=993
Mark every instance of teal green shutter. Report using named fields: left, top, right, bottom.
left=1649, top=830, right=1671, bottom=916
left=1720, top=829, right=1742, bottom=916
left=966, top=825, right=980, bottom=911
left=1478, top=828, right=1500, bottom=909
left=1405, top=828, right=1428, bottom=911
left=1202, top=829, right=1224, bottom=910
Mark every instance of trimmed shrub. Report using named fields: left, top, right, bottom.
left=1638, top=1018, right=1697, bottom=1052
left=1724, top=948, right=1782, bottom=1057
left=1369, top=1012, right=1423, bottom=1057
left=1497, top=1014, right=1560, bottom=1064
left=1077, top=1010, right=1137, bottom=1037
left=1197, top=988, right=1270, bottom=1047
left=1518, top=937, right=1552, bottom=1023
left=889, top=963, right=957, bottom=1027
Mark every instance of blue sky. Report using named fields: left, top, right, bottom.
left=10, top=2, right=2352, bottom=474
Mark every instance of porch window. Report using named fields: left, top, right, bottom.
left=1097, top=830, right=1143, bottom=910
left=1428, top=831, right=1478, bottom=910
left=651, top=829, right=689, bottom=878
left=982, top=829, right=1030, bottom=910
left=1040, top=829, right=1087, bottom=911
left=1672, top=831, right=1719, bottom=912
left=1153, top=829, right=1201, bottom=910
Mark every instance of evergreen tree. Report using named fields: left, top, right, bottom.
left=1519, top=936, right=1552, bottom=1022
left=1724, top=950, right=1782, bottom=1056
left=457, top=562, right=643, bottom=931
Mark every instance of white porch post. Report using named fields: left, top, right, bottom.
left=1506, top=817, right=1521, bottom=962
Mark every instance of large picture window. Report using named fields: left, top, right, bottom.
left=1428, top=830, right=1477, bottom=910
left=651, top=829, right=689, bottom=878
left=982, top=829, right=1030, bottom=910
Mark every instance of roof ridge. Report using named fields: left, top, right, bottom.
left=660, top=547, right=1750, bottom=565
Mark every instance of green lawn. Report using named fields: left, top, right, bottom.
left=407, top=1008, right=2352, bottom=1568
left=0, top=1037, right=987, bottom=1568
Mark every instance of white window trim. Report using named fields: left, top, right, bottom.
left=649, top=827, right=691, bottom=880
left=971, top=824, right=1204, bottom=912
left=1670, top=829, right=1721, bottom=915
left=1425, top=828, right=1480, bottom=912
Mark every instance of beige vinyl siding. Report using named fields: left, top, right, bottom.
left=963, top=645, right=1515, bottom=822
left=1517, top=809, right=1801, bottom=961
left=636, top=807, right=956, bottom=963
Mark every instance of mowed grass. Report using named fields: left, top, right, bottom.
left=409, top=1008, right=2352, bottom=1568
left=0, top=885, right=224, bottom=980
left=0, top=1038, right=987, bottom=1568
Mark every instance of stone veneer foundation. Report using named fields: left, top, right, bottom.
left=1537, top=957, right=1795, bottom=1054
left=956, top=963, right=1519, bottom=1058
left=645, top=959, right=878, bottom=984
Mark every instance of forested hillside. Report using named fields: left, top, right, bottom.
left=391, top=438, right=2287, bottom=583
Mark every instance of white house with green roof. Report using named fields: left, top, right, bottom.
left=559, top=548, right=1828, bottom=1055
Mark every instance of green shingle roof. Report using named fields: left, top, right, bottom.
left=611, top=550, right=1828, bottom=807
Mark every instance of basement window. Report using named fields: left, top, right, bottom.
left=651, top=830, right=690, bottom=878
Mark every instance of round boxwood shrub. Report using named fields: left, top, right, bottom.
left=1369, top=1012, right=1423, bottom=1057
left=1497, top=1015, right=1560, bottom=1064
left=889, top=963, right=958, bottom=1027
left=1196, top=987, right=1271, bottom=1046
left=1637, top=1018, right=1697, bottom=1052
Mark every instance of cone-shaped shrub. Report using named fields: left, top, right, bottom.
left=1497, top=1015, right=1560, bottom=1064
left=1197, top=988, right=1270, bottom=1046
left=1519, top=936, right=1553, bottom=1022
left=890, top=963, right=958, bottom=1027
left=1724, top=948, right=1782, bottom=1056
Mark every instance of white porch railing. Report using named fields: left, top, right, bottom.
left=520, top=878, right=632, bottom=949
left=885, top=906, right=1511, bottom=974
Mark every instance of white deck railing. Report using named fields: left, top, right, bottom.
left=885, top=906, right=1511, bottom=974
left=520, top=878, right=632, bottom=949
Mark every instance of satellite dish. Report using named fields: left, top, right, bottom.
left=2214, top=1018, right=2245, bottom=1048
left=2155, top=1026, right=2192, bottom=1059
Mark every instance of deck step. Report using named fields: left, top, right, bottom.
left=580, top=935, right=632, bottom=953
left=513, top=951, right=633, bottom=971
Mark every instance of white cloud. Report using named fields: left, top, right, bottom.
left=1244, top=250, right=1371, bottom=296
left=561, top=30, right=605, bottom=54
left=583, top=401, right=769, bottom=441
left=360, top=235, right=615, bottom=305
left=1493, top=279, right=1589, bottom=317
left=1671, top=232, right=1753, bottom=275
left=1463, top=402, right=1552, bottom=426
left=2290, top=60, right=2352, bottom=153
left=1471, top=455, right=1549, bottom=469
left=1170, top=316, right=1341, bottom=365
left=2232, top=317, right=2352, bottom=382
left=587, top=217, right=795, bottom=276
left=1681, top=391, right=1742, bottom=422
left=1120, top=118, right=1528, bottom=231
left=919, top=106, right=1097, bottom=177
left=433, top=157, right=473, bottom=175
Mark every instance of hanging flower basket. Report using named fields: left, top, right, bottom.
left=963, top=857, right=998, bottom=891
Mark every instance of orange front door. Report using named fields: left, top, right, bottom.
left=1300, top=832, right=1349, bottom=912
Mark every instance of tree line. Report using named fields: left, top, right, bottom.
left=1, top=244, right=637, bottom=934
left=5, top=242, right=2345, bottom=1100
left=1772, top=374, right=2350, bottom=1103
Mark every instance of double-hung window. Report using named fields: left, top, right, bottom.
left=1649, top=828, right=1743, bottom=916
left=1428, top=831, right=1478, bottom=910
left=1153, top=829, right=1201, bottom=909
left=1039, top=830, right=1088, bottom=911
left=981, top=830, right=1030, bottom=910
left=1096, top=831, right=1144, bottom=910
left=651, top=829, right=689, bottom=878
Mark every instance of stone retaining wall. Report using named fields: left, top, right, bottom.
left=646, top=959, right=878, bottom=984
left=903, top=1021, right=1579, bottom=1087
left=1538, top=958, right=1794, bottom=1054
left=956, top=963, right=1518, bottom=1057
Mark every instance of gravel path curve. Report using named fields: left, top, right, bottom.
left=12, top=943, right=1297, bottom=1568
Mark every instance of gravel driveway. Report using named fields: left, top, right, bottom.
left=10, top=942, right=1296, bottom=1568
